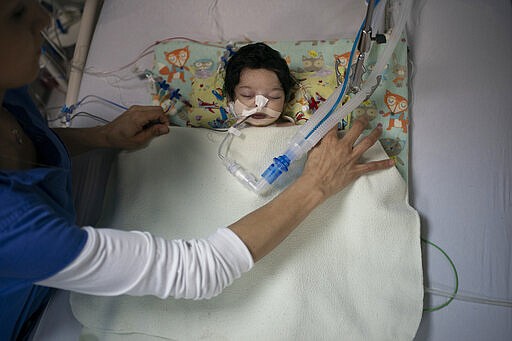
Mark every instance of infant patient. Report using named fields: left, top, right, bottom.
left=223, top=42, right=297, bottom=127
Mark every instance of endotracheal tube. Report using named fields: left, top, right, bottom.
left=222, top=0, right=412, bottom=195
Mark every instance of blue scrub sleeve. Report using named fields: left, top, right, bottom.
left=0, top=193, right=87, bottom=281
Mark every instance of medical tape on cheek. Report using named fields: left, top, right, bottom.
left=258, top=106, right=281, bottom=118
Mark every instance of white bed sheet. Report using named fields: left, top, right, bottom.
left=35, top=0, right=511, bottom=340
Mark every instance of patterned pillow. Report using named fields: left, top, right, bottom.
left=150, top=40, right=356, bottom=128
left=149, top=38, right=410, bottom=181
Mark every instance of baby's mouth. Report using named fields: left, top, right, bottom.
left=250, top=113, right=268, bottom=119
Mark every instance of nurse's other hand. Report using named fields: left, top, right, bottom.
left=103, top=105, right=170, bottom=150
left=302, top=116, right=394, bottom=200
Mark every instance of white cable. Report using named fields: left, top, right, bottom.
left=425, top=287, right=512, bottom=308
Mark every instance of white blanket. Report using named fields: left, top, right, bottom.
left=70, top=126, right=423, bottom=341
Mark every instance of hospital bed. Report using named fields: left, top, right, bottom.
left=33, top=0, right=511, bottom=340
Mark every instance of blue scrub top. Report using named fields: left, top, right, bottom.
left=0, top=87, right=87, bottom=340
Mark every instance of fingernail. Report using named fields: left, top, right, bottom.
left=377, top=123, right=383, bottom=128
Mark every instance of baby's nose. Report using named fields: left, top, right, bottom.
left=255, top=95, right=269, bottom=108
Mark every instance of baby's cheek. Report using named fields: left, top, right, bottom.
left=237, top=97, right=254, bottom=107
left=270, top=100, right=285, bottom=113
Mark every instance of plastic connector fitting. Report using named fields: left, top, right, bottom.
left=224, top=159, right=260, bottom=191
left=261, top=155, right=291, bottom=185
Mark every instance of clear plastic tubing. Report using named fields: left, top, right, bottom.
left=254, top=0, right=412, bottom=194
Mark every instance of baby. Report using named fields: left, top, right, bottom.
left=223, top=42, right=296, bottom=127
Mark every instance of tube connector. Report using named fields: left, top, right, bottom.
left=261, top=155, right=290, bottom=185
left=286, top=131, right=315, bottom=161
left=224, top=159, right=266, bottom=192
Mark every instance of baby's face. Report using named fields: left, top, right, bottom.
left=234, top=68, right=285, bottom=126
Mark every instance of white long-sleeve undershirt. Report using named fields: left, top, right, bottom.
left=37, top=226, right=254, bottom=300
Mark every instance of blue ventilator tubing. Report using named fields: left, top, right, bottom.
left=258, top=14, right=364, bottom=187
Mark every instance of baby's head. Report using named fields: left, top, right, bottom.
left=224, top=43, right=295, bottom=126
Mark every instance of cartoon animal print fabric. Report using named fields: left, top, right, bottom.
left=158, top=46, right=191, bottom=82
left=380, top=137, right=405, bottom=166
left=380, top=90, right=408, bottom=133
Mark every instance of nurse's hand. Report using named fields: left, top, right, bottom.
left=53, top=106, right=170, bottom=156
left=104, top=105, right=170, bottom=150
left=301, top=116, right=394, bottom=200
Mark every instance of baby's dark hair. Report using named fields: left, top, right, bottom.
left=223, top=42, right=295, bottom=102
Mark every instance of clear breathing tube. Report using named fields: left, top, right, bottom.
left=224, top=0, right=412, bottom=195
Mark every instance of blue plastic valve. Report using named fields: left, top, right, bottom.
left=261, top=155, right=291, bottom=185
